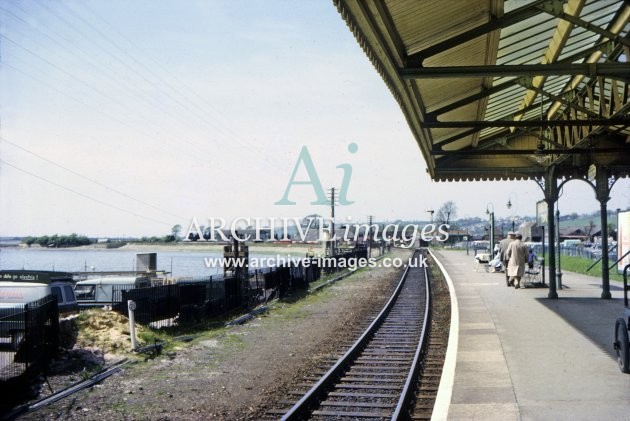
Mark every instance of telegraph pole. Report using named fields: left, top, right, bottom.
left=556, top=209, right=562, bottom=289
left=368, top=215, right=374, bottom=258
left=329, top=187, right=336, bottom=256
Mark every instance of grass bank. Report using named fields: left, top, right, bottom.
left=545, top=254, right=626, bottom=283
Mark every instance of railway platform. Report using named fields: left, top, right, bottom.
left=430, top=248, right=630, bottom=421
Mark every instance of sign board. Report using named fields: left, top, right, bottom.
left=618, top=210, right=630, bottom=274
left=0, top=270, right=73, bottom=284
left=536, top=200, right=548, bottom=226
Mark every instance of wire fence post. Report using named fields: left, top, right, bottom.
left=23, top=302, right=29, bottom=371
left=127, top=300, right=137, bottom=351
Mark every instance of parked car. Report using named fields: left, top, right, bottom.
left=74, top=276, right=150, bottom=307
left=561, top=239, right=583, bottom=248
left=50, top=282, right=79, bottom=315
left=472, top=240, right=490, bottom=251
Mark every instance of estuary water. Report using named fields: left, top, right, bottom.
left=0, top=247, right=250, bottom=278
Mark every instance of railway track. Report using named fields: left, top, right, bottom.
left=270, top=249, right=432, bottom=420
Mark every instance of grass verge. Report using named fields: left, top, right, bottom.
left=546, top=254, right=626, bottom=283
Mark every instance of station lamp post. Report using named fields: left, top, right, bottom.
left=426, top=209, right=434, bottom=247
left=486, top=203, right=495, bottom=254
left=445, top=211, right=451, bottom=247
left=507, top=199, right=516, bottom=232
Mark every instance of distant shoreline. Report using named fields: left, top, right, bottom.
left=4, top=242, right=321, bottom=256
left=120, top=242, right=318, bottom=255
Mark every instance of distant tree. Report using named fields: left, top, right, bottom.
left=49, top=235, right=60, bottom=247
left=23, top=237, right=36, bottom=247
left=36, top=235, right=50, bottom=247
left=171, top=224, right=182, bottom=239
left=25, top=233, right=90, bottom=248
left=435, top=201, right=457, bottom=224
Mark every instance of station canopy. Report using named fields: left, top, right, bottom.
left=335, top=0, right=630, bottom=182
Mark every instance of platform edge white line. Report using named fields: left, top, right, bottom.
left=429, top=248, right=459, bottom=421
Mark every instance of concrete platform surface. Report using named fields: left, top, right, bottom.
left=430, top=249, right=630, bottom=421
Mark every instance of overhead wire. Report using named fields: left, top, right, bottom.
left=0, top=60, right=206, bottom=165
left=32, top=0, right=285, bottom=168
left=0, top=136, right=187, bottom=220
left=0, top=27, right=215, bottom=156
left=0, top=33, right=192, bottom=149
left=1, top=3, right=284, bottom=191
left=0, top=159, right=174, bottom=227
left=72, top=0, right=288, bottom=165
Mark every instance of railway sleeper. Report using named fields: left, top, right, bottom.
left=320, top=401, right=396, bottom=408
left=340, top=376, right=406, bottom=383
left=327, top=391, right=398, bottom=398
left=312, top=410, right=392, bottom=418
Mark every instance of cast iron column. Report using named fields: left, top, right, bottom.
left=595, top=168, right=612, bottom=299
left=546, top=196, right=557, bottom=299
left=541, top=167, right=558, bottom=299
left=490, top=212, right=495, bottom=256
left=556, top=209, right=562, bottom=289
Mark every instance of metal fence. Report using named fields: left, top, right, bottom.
left=111, top=250, right=368, bottom=328
left=559, top=245, right=617, bottom=261
left=499, top=244, right=617, bottom=262
left=112, top=276, right=242, bottom=328
left=0, top=295, right=59, bottom=393
left=255, top=259, right=321, bottom=301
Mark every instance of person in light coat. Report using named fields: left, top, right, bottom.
left=506, top=233, right=529, bottom=289
left=498, top=232, right=516, bottom=285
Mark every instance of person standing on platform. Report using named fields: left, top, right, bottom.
left=499, top=231, right=516, bottom=286
left=527, top=248, right=537, bottom=269
left=506, top=233, right=528, bottom=289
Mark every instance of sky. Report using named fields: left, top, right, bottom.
left=0, top=0, right=628, bottom=238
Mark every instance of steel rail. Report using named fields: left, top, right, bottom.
left=280, top=249, right=430, bottom=420
left=392, top=262, right=431, bottom=419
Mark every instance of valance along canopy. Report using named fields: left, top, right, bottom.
left=335, top=0, right=630, bottom=182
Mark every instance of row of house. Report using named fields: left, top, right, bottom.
left=442, top=222, right=614, bottom=245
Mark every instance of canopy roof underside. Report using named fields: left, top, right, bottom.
left=335, top=0, right=630, bottom=181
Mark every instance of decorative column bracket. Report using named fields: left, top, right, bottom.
left=588, top=166, right=617, bottom=299
left=536, top=166, right=558, bottom=299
